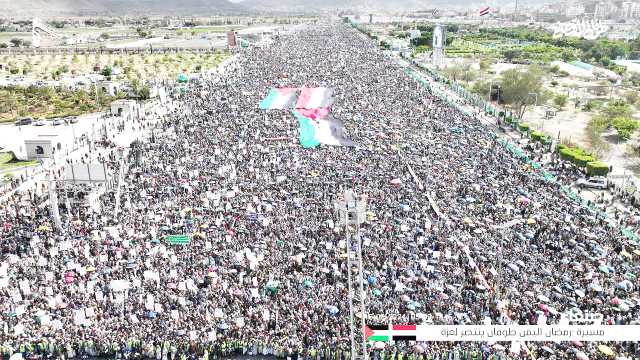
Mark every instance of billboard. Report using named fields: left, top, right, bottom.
left=64, top=163, right=109, bottom=184
left=433, top=25, right=445, bottom=49
left=227, top=31, right=237, bottom=48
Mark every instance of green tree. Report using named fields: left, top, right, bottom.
left=9, top=38, right=22, bottom=47
left=71, top=89, right=91, bottom=105
left=0, top=43, right=7, bottom=48
left=137, top=86, right=151, bottom=100
left=554, top=94, right=568, bottom=109
left=48, top=20, right=65, bottom=29
left=499, top=66, right=544, bottom=119
left=101, top=66, right=113, bottom=77
left=602, top=100, right=632, bottom=119
left=470, top=80, right=492, bottom=99
left=445, top=24, right=459, bottom=33
left=501, top=49, right=522, bottom=62
left=411, top=36, right=431, bottom=47
left=612, top=117, right=639, bottom=141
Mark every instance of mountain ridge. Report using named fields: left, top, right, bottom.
left=0, top=0, right=243, bottom=16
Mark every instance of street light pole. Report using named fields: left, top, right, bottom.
left=356, top=215, right=367, bottom=360
left=335, top=190, right=368, bottom=360
left=345, top=202, right=356, bottom=360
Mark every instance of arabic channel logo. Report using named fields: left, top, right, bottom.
left=559, top=309, right=603, bottom=325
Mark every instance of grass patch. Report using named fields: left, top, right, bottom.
left=0, top=152, right=38, bottom=171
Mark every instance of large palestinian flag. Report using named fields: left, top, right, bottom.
left=259, top=88, right=299, bottom=110
left=295, top=87, right=334, bottom=109
left=292, top=109, right=355, bottom=148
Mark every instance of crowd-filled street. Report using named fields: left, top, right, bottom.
left=0, top=21, right=639, bottom=360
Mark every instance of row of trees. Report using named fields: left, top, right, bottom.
left=588, top=100, right=639, bottom=141
left=0, top=85, right=118, bottom=121
left=410, top=34, right=454, bottom=48
left=480, top=27, right=640, bottom=64
left=3, top=38, right=31, bottom=48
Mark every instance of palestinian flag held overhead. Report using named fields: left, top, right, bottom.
left=364, top=324, right=417, bottom=342
left=292, top=110, right=356, bottom=149
left=259, top=88, right=299, bottom=110
left=295, top=87, right=334, bottom=109
left=480, top=6, right=490, bottom=16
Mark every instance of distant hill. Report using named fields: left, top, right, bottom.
left=0, top=0, right=554, bottom=16
left=238, top=0, right=428, bottom=11
left=236, top=0, right=543, bottom=12
left=0, top=0, right=243, bottom=16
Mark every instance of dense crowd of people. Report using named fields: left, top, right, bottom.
left=1, top=21, right=639, bottom=360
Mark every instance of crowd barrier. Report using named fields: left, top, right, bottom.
left=0, top=340, right=510, bottom=360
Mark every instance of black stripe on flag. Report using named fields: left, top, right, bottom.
left=393, top=336, right=417, bottom=341
left=367, top=325, right=388, bottom=330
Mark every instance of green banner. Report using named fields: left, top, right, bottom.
left=167, top=235, right=190, bottom=245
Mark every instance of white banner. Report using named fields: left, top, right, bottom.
left=414, top=325, right=640, bottom=342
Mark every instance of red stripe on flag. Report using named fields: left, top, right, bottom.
left=392, top=324, right=417, bottom=331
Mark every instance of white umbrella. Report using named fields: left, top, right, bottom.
left=537, top=294, right=550, bottom=303
left=575, top=351, right=588, bottom=360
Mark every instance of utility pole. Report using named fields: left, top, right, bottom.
left=113, top=147, right=126, bottom=219
left=47, top=173, right=63, bottom=231
left=335, top=190, right=368, bottom=360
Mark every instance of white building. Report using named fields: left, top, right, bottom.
left=110, top=99, right=142, bottom=118
left=594, top=2, right=613, bottom=19
left=24, top=134, right=69, bottom=160
left=565, top=4, right=585, bottom=17
left=97, top=80, right=121, bottom=97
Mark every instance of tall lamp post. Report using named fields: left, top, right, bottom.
left=335, top=190, right=368, bottom=360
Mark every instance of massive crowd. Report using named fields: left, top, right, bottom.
left=0, top=21, right=639, bottom=360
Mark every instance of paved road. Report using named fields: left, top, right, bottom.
left=0, top=99, right=174, bottom=204
left=400, top=58, right=635, bottom=228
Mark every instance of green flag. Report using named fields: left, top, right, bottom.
left=167, top=235, right=191, bottom=245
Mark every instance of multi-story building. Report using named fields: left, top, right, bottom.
left=629, top=1, right=640, bottom=18
left=566, top=3, right=586, bottom=17
left=594, top=2, right=613, bottom=19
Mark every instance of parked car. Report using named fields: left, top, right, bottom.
left=52, top=118, right=65, bottom=126
left=14, top=117, right=33, bottom=126
left=65, top=116, right=79, bottom=124
left=32, top=119, right=47, bottom=126
left=577, top=176, right=609, bottom=190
